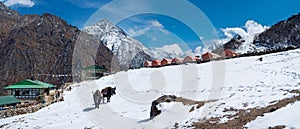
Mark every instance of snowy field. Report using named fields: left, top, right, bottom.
left=1, top=49, right=300, bottom=129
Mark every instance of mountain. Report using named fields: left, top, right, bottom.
left=212, top=34, right=248, bottom=54
left=253, top=13, right=300, bottom=49
left=213, top=14, right=300, bottom=54
left=211, top=20, right=268, bottom=54
left=145, top=44, right=184, bottom=60
left=0, top=3, right=118, bottom=95
left=83, top=19, right=152, bottom=69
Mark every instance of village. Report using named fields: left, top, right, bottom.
left=144, top=49, right=239, bottom=67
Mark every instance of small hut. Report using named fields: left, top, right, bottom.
left=201, top=52, right=221, bottom=61
left=171, top=58, right=183, bottom=65
left=4, top=79, right=55, bottom=101
left=144, top=61, right=152, bottom=67
left=152, top=60, right=161, bottom=67
left=221, top=49, right=238, bottom=58
left=82, top=65, right=107, bottom=80
left=161, top=59, right=172, bottom=66
left=183, top=56, right=200, bottom=63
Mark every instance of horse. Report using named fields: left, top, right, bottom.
left=101, top=87, right=116, bottom=103
left=93, top=89, right=103, bottom=109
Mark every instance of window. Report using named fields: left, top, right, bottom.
left=12, top=89, right=41, bottom=99
left=15, top=90, right=20, bottom=96
left=12, top=90, right=15, bottom=96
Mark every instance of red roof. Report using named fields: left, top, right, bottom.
left=201, top=52, right=221, bottom=61
left=152, top=60, right=161, bottom=67
left=221, top=49, right=238, bottom=58
left=171, top=58, right=183, bottom=64
left=144, top=61, right=152, bottom=67
left=183, top=56, right=200, bottom=62
left=161, top=59, right=172, bottom=66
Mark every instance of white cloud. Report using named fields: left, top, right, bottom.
left=151, top=37, right=157, bottom=41
left=127, top=20, right=166, bottom=37
left=2, top=0, right=34, bottom=7
left=128, top=28, right=136, bottom=36
left=128, top=28, right=149, bottom=37
left=148, top=20, right=164, bottom=29
left=245, top=20, right=269, bottom=36
left=217, top=20, right=269, bottom=45
left=221, top=27, right=248, bottom=39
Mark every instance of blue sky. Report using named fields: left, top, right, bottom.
left=1, top=0, right=300, bottom=50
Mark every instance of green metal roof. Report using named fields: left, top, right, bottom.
left=4, top=79, right=54, bottom=90
left=0, top=96, right=20, bottom=106
left=33, top=80, right=54, bottom=88
left=82, top=65, right=107, bottom=71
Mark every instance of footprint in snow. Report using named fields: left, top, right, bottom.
left=229, top=93, right=235, bottom=98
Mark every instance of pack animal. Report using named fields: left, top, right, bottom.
left=93, top=89, right=103, bottom=109
left=101, top=87, right=116, bottom=103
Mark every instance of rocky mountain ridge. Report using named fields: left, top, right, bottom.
left=0, top=2, right=118, bottom=95
left=214, top=13, right=300, bottom=53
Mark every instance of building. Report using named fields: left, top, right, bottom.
left=82, top=65, right=108, bottom=80
left=152, top=60, right=161, bottom=67
left=201, top=52, right=221, bottom=61
left=221, top=49, right=239, bottom=58
left=4, top=79, right=55, bottom=101
left=144, top=61, right=152, bottom=67
left=183, top=56, right=200, bottom=63
left=171, top=58, right=183, bottom=65
left=161, top=59, right=172, bottom=66
left=0, top=96, right=21, bottom=107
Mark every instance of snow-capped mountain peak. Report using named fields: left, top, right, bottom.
left=145, top=44, right=184, bottom=60
left=83, top=19, right=151, bottom=69
left=83, top=19, right=192, bottom=68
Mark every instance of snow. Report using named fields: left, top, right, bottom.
left=83, top=19, right=148, bottom=68
left=1, top=49, right=300, bottom=128
left=145, top=44, right=184, bottom=60
left=246, top=101, right=300, bottom=129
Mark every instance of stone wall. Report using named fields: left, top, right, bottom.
left=0, top=97, right=63, bottom=119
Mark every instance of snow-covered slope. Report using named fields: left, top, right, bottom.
left=1, top=49, right=300, bottom=128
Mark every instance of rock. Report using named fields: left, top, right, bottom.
left=150, top=95, right=177, bottom=119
